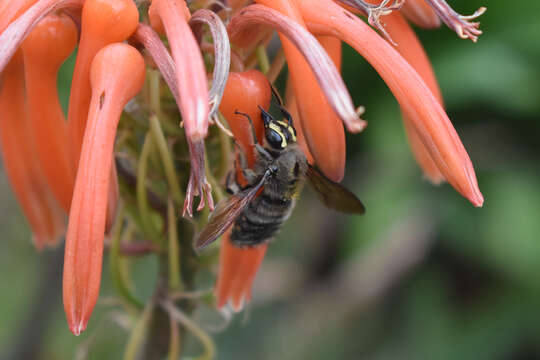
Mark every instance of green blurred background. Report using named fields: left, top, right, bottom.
left=1, top=0, right=539, bottom=358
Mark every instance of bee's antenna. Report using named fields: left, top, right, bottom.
left=269, top=84, right=294, bottom=127
left=270, top=84, right=284, bottom=106
left=235, top=110, right=259, bottom=146
left=258, top=105, right=273, bottom=126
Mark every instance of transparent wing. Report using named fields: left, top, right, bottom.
left=194, top=170, right=270, bottom=251
left=306, top=165, right=365, bottom=214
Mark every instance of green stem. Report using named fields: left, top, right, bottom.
left=168, top=198, right=182, bottom=291
left=137, top=133, right=162, bottom=242
left=168, top=316, right=181, bottom=360
left=216, top=112, right=232, bottom=180
left=161, top=300, right=216, bottom=360
left=149, top=69, right=161, bottom=114
left=256, top=45, right=270, bottom=74
left=123, top=301, right=154, bottom=360
left=110, top=204, right=144, bottom=310
left=149, top=114, right=184, bottom=205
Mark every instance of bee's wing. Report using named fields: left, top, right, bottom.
left=194, top=170, right=270, bottom=251
left=306, top=165, right=365, bottom=214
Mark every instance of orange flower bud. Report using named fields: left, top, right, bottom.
left=63, top=43, right=145, bottom=335
left=67, top=0, right=138, bottom=171
left=0, top=52, right=65, bottom=249
left=21, top=13, right=77, bottom=212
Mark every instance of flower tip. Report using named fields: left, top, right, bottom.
left=471, top=192, right=484, bottom=208
left=69, top=320, right=86, bottom=336
left=349, top=118, right=368, bottom=133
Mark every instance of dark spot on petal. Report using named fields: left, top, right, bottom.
left=344, top=11, right=354, bottom=20
left=99, top=92, right=105, bottom=109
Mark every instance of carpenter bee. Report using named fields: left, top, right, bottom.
left=195, top=93, right=365, bottom=250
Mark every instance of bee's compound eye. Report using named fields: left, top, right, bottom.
left=266, top=129, right=285, bottom=149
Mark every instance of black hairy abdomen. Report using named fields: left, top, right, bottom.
left=230, top=188, right=295, bottom=247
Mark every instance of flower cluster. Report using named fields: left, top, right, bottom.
left=0, top=0, right=484, bottom=349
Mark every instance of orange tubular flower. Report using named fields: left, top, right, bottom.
left=67, top=0, right=138, bottom=171
left=297, top=0, right=483, bottom=206
left=21, top=14, right=77, bottom=212
left=382, top=11, right=445, bottom=184
left=216, top=70, right=271, bottom=310
left=0, top=52, right=65, bottom=249
left=149, top=0, right=214, bottom=218
left=63, top=43, right=145, bottom=335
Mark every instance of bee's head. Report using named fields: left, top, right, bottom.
left=259, top=105, right=297, bottom=150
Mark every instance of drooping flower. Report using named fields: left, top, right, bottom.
left=63, top=43, right=146, bottom=335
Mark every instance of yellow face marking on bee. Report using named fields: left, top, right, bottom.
left=276, top=120, right=297, bottom=142
left=269, top=123, right=287, bottom=147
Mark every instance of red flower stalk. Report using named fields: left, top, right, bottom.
left=0, top=52, right=65, bottom=249
left=298, top=0, right=483, bottom=206
left=215, top=69, right=271, bottom=310
left=21, top=13, right=77, bottom=212
left=67, top=0, right=138, bottom=172
left=149, top=0, right=214, bottom=217
left=63, top=43, right=145, bottom=335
